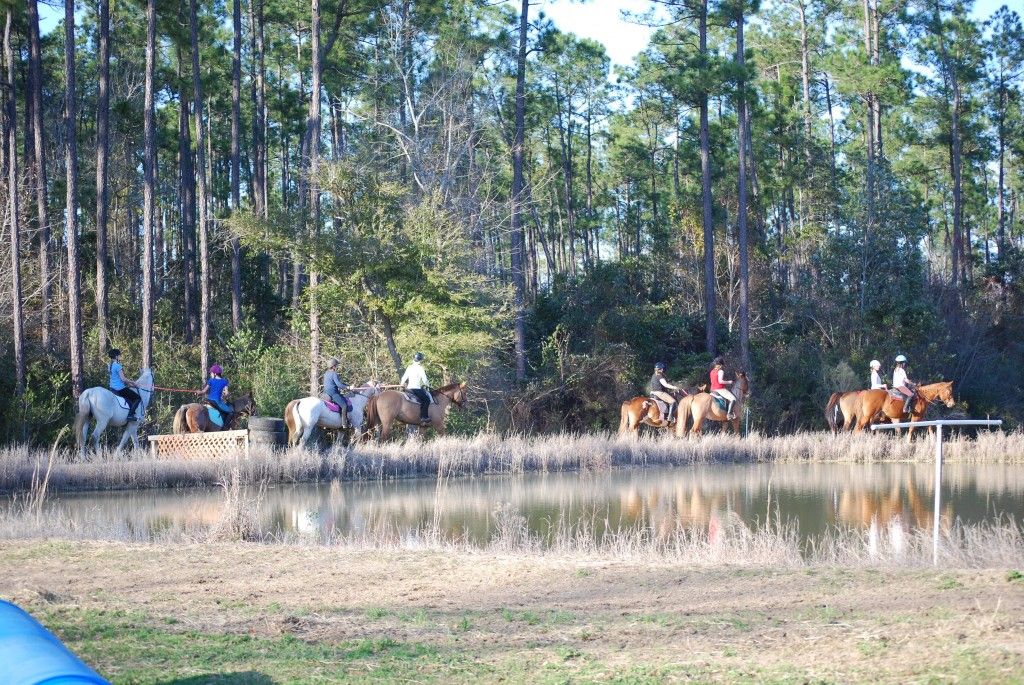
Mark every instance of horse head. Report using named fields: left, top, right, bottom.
left=136, top=369, right=155, bottom=409
left=439, top=381, right=468, bottom=408
left=735, top=372, right=751, bottom=398
left=234, top=391, right=258, bottom=417
left=935, top=381, right=955, bottom=408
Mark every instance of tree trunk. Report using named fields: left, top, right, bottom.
left=230, top=0, right=243, bottom=332
left=735, top=0, right=751, bottom=371
left=797, top=0, right=812, bottom=160
left=307, top=0, right=322, bottom=395
left=190, top=0, right=212, bottom=378
left=26, top=0, right=50, bottom=350
left=64, top=0, right=84, bottom=397
left=249, top=0, right=267, bottom=217
left=142, top=0, right=156, bottom=369
left=5, top=11, right=25, bottom=395
left=700, top=0, right=716, bottom=356
left=510, top=0, right=529, bottom=382
left=859, top=0, right=875, bottom=313
left=997, top=78, right=1006, bottom=258
left=178, top=68, right=197, bottom=343
left=95, top=0, right=111, bottom=353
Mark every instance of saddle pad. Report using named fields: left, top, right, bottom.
left=324, top=400, right=341, bottom=413
left=114, top=396, right=129, bottom=411
left=648, top=397, right=667, bottom=415
left=207, top=406, right=225, bottom=428
left=710, top=392, right=728, bottom=410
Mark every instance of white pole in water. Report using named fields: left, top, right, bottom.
left=933, top=423, right=943, bottom=566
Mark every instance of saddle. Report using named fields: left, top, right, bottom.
left=710, top=391, right=729, bottom=412
left=404, top=391, right=435, bottom=405
left=205, top=405, right=225, bottom=428
left=319, top=394, right=351, bottom=413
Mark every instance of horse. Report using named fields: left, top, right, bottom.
left=853, top=381, right=955, bottom=439
left=73, top=369, right=155, bottom=458
left=172, top=392, right=257, bottom=434
left=676, top=372, right=751, bottom=436
left=824, top=390, right=876, bottom=433
left=283, top=382, right=381, bottom=447
left=364, top=382, right=467, bottom=441
left=618, top=385, right=707, bottom=435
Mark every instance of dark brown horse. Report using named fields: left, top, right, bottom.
left=854, top=381, right=955, bottom=440
left=364, top=382, right=467, bottom=441
left=172, top=392, right=257, bottom=433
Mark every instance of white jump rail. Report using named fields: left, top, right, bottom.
left=148, top=429, right=250, bottom=460
left=871, top=419, right=1003, bottom=564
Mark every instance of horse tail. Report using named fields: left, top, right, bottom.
left=825, top=392, right=842, bottom=433
left=365, top=395, right=379, bottom=431
left=618, top=401, right=629, bottom=434
left=73, top=392, right=91, bottom=451
left=172, top=405, right=189, bottom=435
left=677, top=396, right=690, bottom=435
left=284, top=400, right=299, bottom=445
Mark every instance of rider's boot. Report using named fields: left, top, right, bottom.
left=727, top=400, right=735, bottom=420
left=902, top=396, right=913, bottom=415
left=341, top=409, right=349, bottom=430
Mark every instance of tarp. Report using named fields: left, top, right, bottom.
left=0, top=600, right=108, bottom=685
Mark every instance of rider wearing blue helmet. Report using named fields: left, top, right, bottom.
left=649, top=362, right=683, bottom=423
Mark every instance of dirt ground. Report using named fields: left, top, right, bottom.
left=2, top=541, right=1023, bottom=683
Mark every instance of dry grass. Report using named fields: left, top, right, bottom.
left=1, top=429, right=1021, bottom=496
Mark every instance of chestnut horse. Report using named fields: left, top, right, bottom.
left=618, top=385, right=707, bottom=435
left=854, top=381, right=955, bottom=439
left=824, top=390, right=875, bottom=433
left=676, top=373, right=751, bottom=436
left=364, top=382, right=467, bottom=441
left=172, top=392, right=257, bottom=433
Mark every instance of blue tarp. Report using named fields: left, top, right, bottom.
left=0, top=600, right=108, bottom=685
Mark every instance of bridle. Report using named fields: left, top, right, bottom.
left=439, top=386, right=467, bottom=408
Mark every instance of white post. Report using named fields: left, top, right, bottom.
left=932, top=423, right=943, bottom=566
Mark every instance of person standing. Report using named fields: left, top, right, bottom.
left=401, top=352, right=431, bottom=425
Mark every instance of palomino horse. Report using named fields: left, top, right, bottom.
left=172, top=392, right=257, bottom=433
left=284, top=382, right=381, bottom=447
left=824, top=390, right=876, bottom=433
left=676, top=373, right=751, bottom=436
left=854, top=381, right=955, bottom=439
left=73, top=369, right=155, bottom=457
left=365, top=382, right=467, bottom=441
left=618, top=385, right=707, bottom=435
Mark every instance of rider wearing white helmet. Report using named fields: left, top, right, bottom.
left=892, top=354, right=916, bottom=414
left=869, top=360, right=887, bottom=390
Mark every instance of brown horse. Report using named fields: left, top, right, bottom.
left=618, top=385, right=707, bottom=435
left=676, top=373, right=751, bottom=436
left=824, top=390, right=878, bottom=433
left=365, top=382, right=467, bottom=441
left=853, top=381, right=955, bottom=439
left=172, top=392, right=257, bottom=433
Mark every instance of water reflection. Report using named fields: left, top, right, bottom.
left=40, top=462, right=1024, bottom=544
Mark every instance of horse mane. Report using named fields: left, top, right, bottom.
left=436, top=381, right=463, bottom=393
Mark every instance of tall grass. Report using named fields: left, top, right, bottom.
left=0, top=429, right=1021, bottom=496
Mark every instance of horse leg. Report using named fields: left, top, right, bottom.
left=116, top=423, right=134, bottom=452
left=92, top=417, right=109, bottom=455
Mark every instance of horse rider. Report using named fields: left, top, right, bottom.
left=108, top=349, right=141, bottom=421
left=401, top=352, right=432, bottom=426
left=200, top=364, right=233, bottom=426
left=321, top=357, right=351, bottom=428
left=869, top=360, right=888, bottom=390
left=710, top=356, right=737, bottom=420
left=892, top=354, right=916, bottom=414
left=649, top=362, right=684, bottom=423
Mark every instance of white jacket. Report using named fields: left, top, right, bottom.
left=401, top=362, right=429, bottom=390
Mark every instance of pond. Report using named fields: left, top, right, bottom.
left=40, top=461, right=1024, bottom=545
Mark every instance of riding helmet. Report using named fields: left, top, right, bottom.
left=895, top=354, right=907, bottom=364
left=210, top=364, right=223, bottom=375
left=108, top=348, right=121, bottom=360
left=654, top=362, right=666, bottom=370
left=712, top=356, right=724, bottom=367
left=328, top=357, right=340, bottom=368
left=870, top=359, right=881, bottom=369
left=413, top=352, right=425, bottom=362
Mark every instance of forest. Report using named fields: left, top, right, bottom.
left=0, top=0, right=1022, bottom=444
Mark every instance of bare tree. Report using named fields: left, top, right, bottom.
left=26, top=0, right=50, bottom=350
left=307, top=0, right=323, bottom=394
left=189, top=0, right=211, bottom=377
left=735, top=0, right=751, bottom=370
left=64, top=0, right=84, bottom=396
left=142, top=0, right=157, bottom=369
left=510, top=0, right=529, bottom=382
left=699, top=0, right=716, bottom=356
left=4, top=10, right=25, bottom=395
left=95, top=0, right=111, bottom=353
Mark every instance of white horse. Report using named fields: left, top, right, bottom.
left=73, top=369, right=155, bottom=458
left=284, top=382, right=380, bottom=447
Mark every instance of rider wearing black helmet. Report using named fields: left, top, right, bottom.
left=649, top=362, right=684, bottom=424
left=401, top=352, right=432, bottom=425
left=107, top=349, right=141, bottom=421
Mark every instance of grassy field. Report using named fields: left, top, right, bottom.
left=2, top=429, right=1022, bottom=495
left=2, top=540, right=1023, bottom=683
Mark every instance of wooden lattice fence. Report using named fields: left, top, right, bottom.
left=148, top=429, right=250, bottom=460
